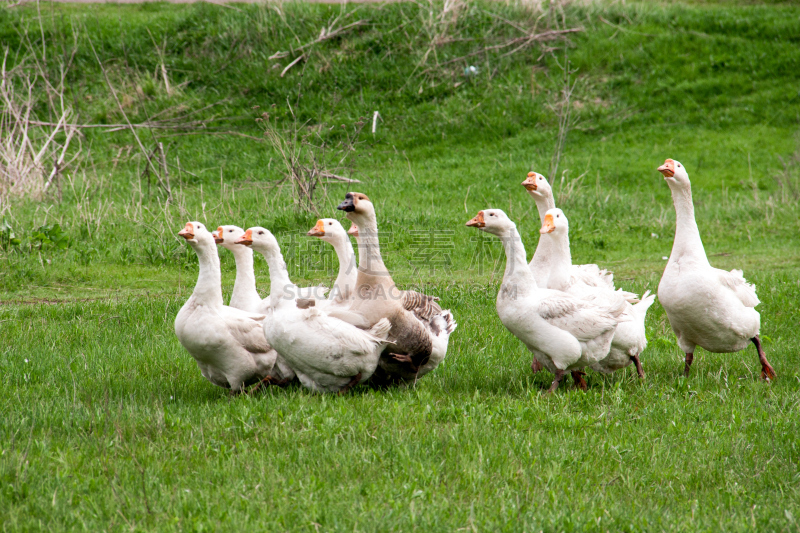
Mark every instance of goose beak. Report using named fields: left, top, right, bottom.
left=337, top=195, right=355, bottom=212
left=522, top=172, right=538, bottom=191
left=235, top=229, right=253, bottom=246
left=178, top=222, right=195, bottom=240
left=466, top=211, right=485, bottom=228
left=213, top=226, right=224, bottom=244
left=347, top=223, right=359, bottom=237
left=307, top=220, right=325, bottom=237
left=540, top=213, right=556, bottom=234
left=658, top=159, right=675, bottom=178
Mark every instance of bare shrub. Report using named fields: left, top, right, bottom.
left=0, top=45, right=81, bottom=206
left=257, top=104, right=365, bottom=215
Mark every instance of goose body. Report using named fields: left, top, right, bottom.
left=238, top=227, right=391, bottom=393
left=540, top=208, right=655, bottom=377
left=466, top=209, right=626, bottom=392
left=174, top=222, right=278, bottom=392
left=337, top=192, right=456, bottom=385
left=655, top=159, right=775, bottom=379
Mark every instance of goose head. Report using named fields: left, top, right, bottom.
left=337, top=192, right=374, bottom=225
left=521, top=171, right=552, bottom=200
left=657, top=159, right=690, bottom=188
left=347, top=222, right=359, bottom=238
left=178, top=221, right=213, bottom=247
left=212, top=225, right=248, bottom=251
left=539, top=208, right=568, bottom=236
left=235, top=227, right=281, bottom=256
left=307, top=218, right=349, bottom=245
left=466, top=209, right=516, bottom=236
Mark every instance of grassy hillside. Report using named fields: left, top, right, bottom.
left=1, top=1, right=799, bottom=531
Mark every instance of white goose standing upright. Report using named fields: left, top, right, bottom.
left=174, top=222, right=278, bottom=392
left=656, top=158, right=775, bottom=380
left=539, top=208, right=655, bottom=377
left=465, top=209, right=627, bottom=392
left=212, top=224, right=296, bottom=384
left=522, top=172, right=616, bottom=291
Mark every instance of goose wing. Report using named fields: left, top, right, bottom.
left=220, top=306, right=271, bottom=354
left=715, top=268, right=760, bottom=308
left=538, top=293, right=622, bottom=342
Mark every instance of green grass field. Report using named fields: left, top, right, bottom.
left=2, top=0, right=800, bottom=530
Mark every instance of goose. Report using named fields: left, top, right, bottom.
left=306, top=219, right=357, bottom=304
left=236, top=227, right=392, bottom=393
left=337, top=192, right=456, bottom=385
left=174, top=221, right=278, bottom=392
left=540, top=208, right=655, bottom=377
left=212, top=225, right=296, bottom=384
left=522, top=172, right=617, bottom=293
left=656, top=159, right=775, bottom=380
left=466, top=209, right=627, bottom=392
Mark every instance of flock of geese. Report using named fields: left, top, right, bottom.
left=173, top=158, right=776, bottom=395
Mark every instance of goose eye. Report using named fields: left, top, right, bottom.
left=229, top=229, right=233, bottom=233
left=258, top=231, right=264, bottom=235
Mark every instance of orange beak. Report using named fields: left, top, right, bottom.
left=540, top=213, right=555, bottom=234
left=235, top=229, right=253, bottom=246
left=213, top=226, right=224, bottom=244
left=657, top=159, right=675, bottom=178
left=178, top=222, right=195, bottom=240
left=347, top=223, right=359, bottom=237
left=466, top=211, right=485, bottom=228
left=522, top=171, right=538, bottom=192
left=307, top=220, right=325, bottom=237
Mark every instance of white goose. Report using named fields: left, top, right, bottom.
left=466, top=209, right=627, bottom=392
left=337, top=192, right=456, bottom=385
left=236, top=227, right=391, bottom=393
left=306, top=219, right=357, bottom=304
left=522, top=172, right=617, bottom=292
left=656, top=159, right=775, bottom=379
left=212, top=224, right=296, bottom=384
left=540, top=208, right=655, bottom=377
left=174, top=222, right=278, bottom=392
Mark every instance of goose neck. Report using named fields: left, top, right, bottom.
left=331, top=237, right=357, bottom=301
left=255, top=246, right=295, bottom=305
left=354, top=215, right=388, bottom=276
left=498, top=226, right=537, bottom=293
left=544, top=230, right=572, bottom=291
left=531, top=193, right=556, bottom=224
left=190, top=244, right=224, bottom=307
left=228, top=246, right=259, bottom=305
left=669, top=183, right=709, bottom=264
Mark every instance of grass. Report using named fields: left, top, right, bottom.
left=2, top=0, right=800, bottom=530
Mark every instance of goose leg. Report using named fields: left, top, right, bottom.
left=751, top=336, right=776, bottom=381
left=248, top=376, right=292, bottom=394
left=531, top=360, right=544, bottom=373
left=631, top=355, right=645, bottom=379
left=683, top=353, right=694, bottom=377
left=545, top=369, right=566, bottom=394
left=571, top=370, right=588, bottom=391
left=339, top=373, right=362, bottom=395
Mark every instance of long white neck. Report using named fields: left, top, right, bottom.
left=254, top=246, right=295, bottom=306
left=542, top=229, right=572, bottom=291
left=329, top=236, right=357, bottom=302
left=189, top=242, right=224, bottom=308
left=528, top=192, right=557, bottom=276
left=668, top=183, right=709, bottom=265
left=225, top=245, right=262, bottom=309
left=497, top=225, right=538, bottom=298
left=529, top=192, right=556, bottom=224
